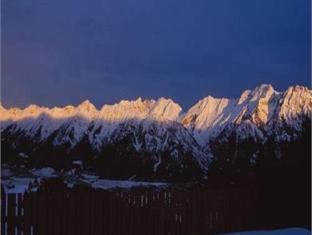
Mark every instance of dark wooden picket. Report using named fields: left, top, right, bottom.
left=1, top=185, right=307, bottom=235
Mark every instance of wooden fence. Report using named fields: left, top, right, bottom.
left=0, top=186, right=308, bottom=235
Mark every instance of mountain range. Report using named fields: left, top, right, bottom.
left=1, top=84, right=311, bottom=181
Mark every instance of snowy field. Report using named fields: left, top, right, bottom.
left=1, top=166, right=168, bottom=193
left=224, top=228, right=311, bottom=235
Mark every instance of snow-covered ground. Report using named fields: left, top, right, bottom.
left=30, top=167, right=57, bottom=177
left=1, top=166, right=168, bottom=193
left=224, top=228, right=311, bottom=235
left=83, top=178, right=167, bottom=190
left=2, top=177, right=36, bottom=193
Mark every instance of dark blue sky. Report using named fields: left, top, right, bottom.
left=2, top=0, right=311, bottom=109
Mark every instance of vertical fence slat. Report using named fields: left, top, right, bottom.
left=1, top=189, right=6, bottom=235
left=7, top=194, right=16, bottom=235
left=3, top=185, right=300, bottom=235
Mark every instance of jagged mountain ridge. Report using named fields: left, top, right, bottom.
left=1, top=84, right=311, bottom=180
left=182, top=84, right=312, bottom=145
left=1, top=97, right=206, bottom=180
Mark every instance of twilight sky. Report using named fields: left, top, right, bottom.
left=1, top=0, right=311, bottom=109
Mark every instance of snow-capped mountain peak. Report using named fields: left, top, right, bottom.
left=77, top=100, right=96, bottom=110
left=278, top=85, right=312, bottom=122
left=98, top=98, right=155, bottom=122
left=97, top=97, right=181, bottom=123
left=149, top=97, right=182, bottom=121
left=240, top=84, right=279, bottom=125
left=249, top=84, right=276, bottom=101
left=1, top=84, right=311, bottom=146
left=182, top=84, right=311, bottom=145
left=1, top=84, right=311, bottom=180
left=76, top=100, right=98, bottom=119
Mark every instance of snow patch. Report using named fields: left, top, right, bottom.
left=30, top=167, right=57, bottom=177
left=83, top=178, right=167, bottom=190
left=224, top=228, right=310, bottom=235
